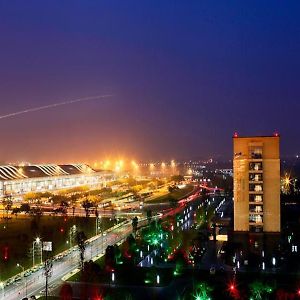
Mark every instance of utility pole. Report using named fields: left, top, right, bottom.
left=44, top=257, right=53, bottom=300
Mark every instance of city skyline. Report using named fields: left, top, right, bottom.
left=0, top=3, right=299, bottom=299
left=0, top=1, right=300, bottom=162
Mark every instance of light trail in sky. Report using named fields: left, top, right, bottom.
left=0, top=94, right=113, bottom=120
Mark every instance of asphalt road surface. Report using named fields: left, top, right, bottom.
left=1, top=219, right=140, bottom=300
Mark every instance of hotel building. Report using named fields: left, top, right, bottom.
left=233, top=135, right=280, bottom=233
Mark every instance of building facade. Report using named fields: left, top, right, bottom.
left=0, top=164, right=114, bottom=199
left=233, top=135, right=280, bottom=233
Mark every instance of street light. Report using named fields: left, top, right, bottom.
left=111, top=271, right=115, bottom=283
left=17, top=263, right=27, bottom=298
left=32, top=237, right=42, bottom=267
left=96, top=216, right=101, bottom=236
left=17, top=263, right=24, bottom=272
left=156, top=274, right=160, bottom=284
left=69, top=225, right=77, bottom=247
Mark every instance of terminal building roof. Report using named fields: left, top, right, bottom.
left=0, top=164, right=98, bottom=181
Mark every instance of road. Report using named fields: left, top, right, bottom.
left=1, top=219, right=139, bottom=300
left=2, top=186, right=202, bottom=300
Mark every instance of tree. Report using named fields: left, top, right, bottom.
left=201, top=188, right=209, bottom=201
left=2, top=195, right=13, bottom=220
left=146, top=210, right=152, bottom=224
left=60, top=200, right=69, bottom=208
left=50, top=195, right=68, bottom=205
left=75, top=231, right=87, bottom=270
left=30, top=206, right=43, bottom=217
left=82, top=200, right=93, bottom=218
left=169, top=196, right=177, bottom=208
left=104, top=245, right=115, bottom=271
left=132, top=217, right=138, bottom=234
left=59, top=200, right=69, bottom=216
left=171, top=175, right=184, bottom=183
left=59, top=283, right=73, bottom=300
left=120, top=234, right=136, bottom=264
left=20, top=203, right=30, bottom=213
left=168, top=185, right=180, bottom=193
left=81, top=261, right=102, bottom=283
left=11, top=207, right=20, bottom=217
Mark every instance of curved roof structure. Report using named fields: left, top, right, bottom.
left=0, top=164, right=98, bottom=181
left=0, top=166, right=28, bottom=180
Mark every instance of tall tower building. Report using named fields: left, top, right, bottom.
left=233, top=134, right=280, bottom=233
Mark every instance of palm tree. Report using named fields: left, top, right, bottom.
left=82, top=199, right=93, bottom=218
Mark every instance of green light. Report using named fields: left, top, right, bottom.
left=153, top=239, right=159, bottom=245
left=250, top=281, right=274, bottom=299
left=193, top=282, right=212, bottom=300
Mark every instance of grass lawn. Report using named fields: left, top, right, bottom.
left=0, top=215, right=120, bottom=281
left=147, top=185, right=194, bottom=204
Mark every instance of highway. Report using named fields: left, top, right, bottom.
left=1, top=219, right=138, bottom=300
left=2, top=187, right=202, bottom=300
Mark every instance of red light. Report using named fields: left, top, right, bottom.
left=298, top=289, right=300, bottom=295
left=274, top=132, right=279, bottom=137
left=60, top=228, right=64, bottom=233
left=230, top=285, right=235, bottom=290
left=233, top=132, right=238, bottom=138
left=3, top=246, right=9, bottom=261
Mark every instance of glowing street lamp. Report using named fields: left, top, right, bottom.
left=17, top=263, right=24, bottom=272
left=111, top=272, right=115, bottom=283
left=104, top=160, right=111, bottom=169
left=131, top=160, right=139, bottom=172
left=171, top=160, right=176, bottom=168
left=156, top=274, right=160, bottom=284
left=32, top=237, right=42, bottom=267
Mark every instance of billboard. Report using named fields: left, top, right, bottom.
left=42, top=241, right=52, bottom=252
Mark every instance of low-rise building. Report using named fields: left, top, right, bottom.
left=0, top=164, right=114, bottom=198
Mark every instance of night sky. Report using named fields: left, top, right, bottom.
left=0, top=1, right=299, bottom=163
